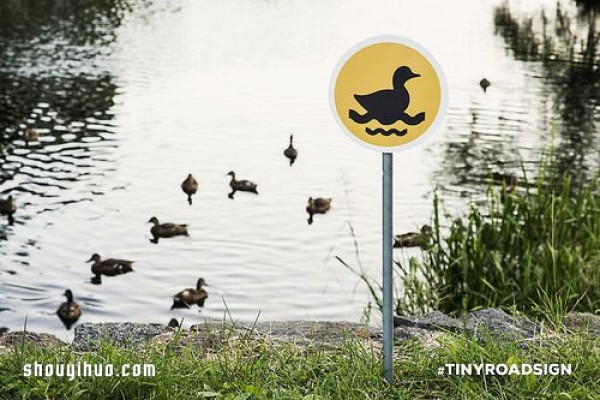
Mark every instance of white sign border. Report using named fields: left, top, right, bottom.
left=329, top=35, right=448, bottom=153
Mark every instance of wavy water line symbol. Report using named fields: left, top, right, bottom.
left=365, top=127, right=408, bottom=137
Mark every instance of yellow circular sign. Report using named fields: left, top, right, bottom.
left=330, top=37, right=447, bottom=152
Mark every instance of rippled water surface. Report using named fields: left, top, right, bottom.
left=1, top=0, right=598, bottom=340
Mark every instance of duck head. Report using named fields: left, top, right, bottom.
left=393, top=66, right=420, bottom=88
left=420, top=225, right=433, bottom=235
left=196, top=278, right=208, bottom=289
left=64, top=289, right=74, bottom=302
left=86, top=253, right=101, bottom=263
left=226, top=171, right=236, bottom=178
left=148, top=216, right=160, bottom=225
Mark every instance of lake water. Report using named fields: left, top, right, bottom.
left=1, top=0, right=598, bottom=341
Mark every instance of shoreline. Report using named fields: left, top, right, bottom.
left=2, top=308, right=599, bottom=352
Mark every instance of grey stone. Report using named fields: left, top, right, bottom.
left=0, top=331, right=65, bottom=348
left=393, top=308, right=539, bottom=342
left=394, top=311, right=465, bottom=333
left=563, top=312, right=600, bottom=335
left=463, top=308, right=538, bottom=340
left=73, top=322, right=170, bottom=351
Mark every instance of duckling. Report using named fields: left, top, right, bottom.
left=148, top=216, right=188, bottom=243
left=306, top=197, right=332, bottom=225
left=394, top=225, right=433, bottom=248
left=181, top=174, right=198, bottom=205
left=167, top=318, right=180, bottom=329
left=23, top=127, right=39, bottom=144
left=226, top=171, right=258, bottom=199
left=56, top=289, right=81, bottom=330
left=87, top=253, right=134, bottom=280
left=0, top=327, right=8, bottom=335
left=479, top=78, right=491, bottom=93
left=0, top=195, right=17, bottom=225
left=171, top=278, right=209, bottom=309
left=283, top=134, right=298, bottom=166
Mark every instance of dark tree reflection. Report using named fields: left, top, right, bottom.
left=437, top=1, right=598, bottom=203
left=0, top=0, right=140, bottom=237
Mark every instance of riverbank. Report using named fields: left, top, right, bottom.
left=1, top=309, right=599, bottom=399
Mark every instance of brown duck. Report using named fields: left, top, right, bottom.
left=306, top=197, right=332, bottom=225
left=283, top=134, right=298, bottom=166
left=56, top=289, right=81, bottom=330
left=394, top=225, right=433, bottom=248
left=23, top=127, right=39, bottom=143
left=226, top=171, right=258, bottom=199
left=87, top=253, right=134, bottom=279
left=181, top=174, right=198, bottom=205
left=0, top=195, right=17, bottom=225
left=148, top=216, right=188, bottom=243
left=171, top=278, right=209, bottom=309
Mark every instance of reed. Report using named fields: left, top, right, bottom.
left=398, top=150, right=600, bottom=316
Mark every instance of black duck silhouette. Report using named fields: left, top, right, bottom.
left=479, top=78, right=491, bottom=93
left=349, top=66, right=425, bottom=128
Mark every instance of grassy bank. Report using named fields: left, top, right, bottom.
left=340, top=147, right=600, bottom=318
left=0, top=325, right=599, bottom=399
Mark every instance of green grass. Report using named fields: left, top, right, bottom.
left=1, top=324, right=599, bottom=399
left=403, top=154, right=600, bottom=316
left=339, top=145, right=600, bottom=319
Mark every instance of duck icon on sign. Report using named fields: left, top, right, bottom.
left=349, top=65, right=426, bottom=137
left=331, top=37, right=447, bottom=152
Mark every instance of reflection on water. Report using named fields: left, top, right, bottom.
left=493, top=0, right=599, bottom=178
left=0, top=0, right=599, bottom=338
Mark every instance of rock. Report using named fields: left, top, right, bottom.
left=394, top=311, right=465, bottom=333
left=394, top=308, right=538, bottom=343
left=73, top=322, right=171, bottom=352
left=0, top=331, right=65, bottom=348
left=190, top=321, right=376, bottom=346
left=563, top=312, right=600, bottom=335
left=464, top=308, right=538, bottom=339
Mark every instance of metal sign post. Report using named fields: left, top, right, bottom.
left=382, top=152, right=394, bottom=382
left=330, top=36, right=447, bottom=384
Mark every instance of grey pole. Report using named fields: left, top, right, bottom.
left=382, top=152, right=393, bottom=383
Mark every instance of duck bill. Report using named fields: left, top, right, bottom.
left=86, top=256, right=94, bottom=263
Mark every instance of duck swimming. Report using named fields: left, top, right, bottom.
left=181, top=174, right=198, bottom=205
left=349, top=66, right=425, bottom=126
left=226, top=171, right=258, bottom=199
left=56, top=289, right=81, bottom=330
left=23, top=127, right=39, bottom=144
left=87, top=253, right=134, bottom=282
left=0, top=195, right=17, bottom=225
left=171, top=278, right=209, bottom=309
left=479, top=78, right=491, bottom=93
left=394, top=225, right=433, bottom=248
left=306, top=197, right=332, bottom=225
left=283, top=134, right=298, bottom=166
left=148, top=216, right=189, bottom=243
